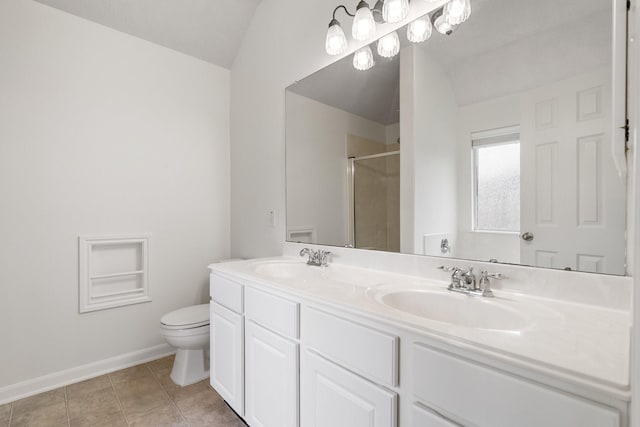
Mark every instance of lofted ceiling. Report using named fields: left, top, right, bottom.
left=33, top=0, right=261, bottom=69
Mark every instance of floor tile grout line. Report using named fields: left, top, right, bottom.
left=107, top=372, right=131, bottom=427
left=145, top=363, right=191, bottom=426
left=7, top=402, right=12, bottom=427
left=63, top=387, right=71, bottom=427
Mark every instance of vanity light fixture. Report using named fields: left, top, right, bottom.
left=325, top=1, right=471, bottom=68
left=407, top=16, right=432, bottom=43
left=377, top=31, right=400, bottom=57
left=353, top=45, right=375, bottom=70
left=352, top=0, right=377, bottom=41
left=326, top=18, right=349, bottom=55
left=382, top=0, right=409, bottom=24
left=433, top=8, right=455, bottom=35
left=444, top=0, right=471, bottom=25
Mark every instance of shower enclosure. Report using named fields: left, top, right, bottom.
left=348, top=150, right=400, bottom=252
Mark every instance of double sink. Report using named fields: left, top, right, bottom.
left=252, top=258, right=530, bottom=332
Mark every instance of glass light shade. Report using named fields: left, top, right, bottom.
left=353, top=45, right=375, bottom=70
left=377, top=31, right=400, bottom=58
left=407, top=17, right=432, bottom=43
left=325, top=20, right=348, bottom=55
left=352, top=1, right=376, bottom=41
left=382, top=0, right=409, bottom=24
left=444, top=0, right=471, bottom=25
left=434, top=11, right=454, bottom=35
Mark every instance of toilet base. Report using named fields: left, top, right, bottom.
left=170, top=348, right=210, bottom=386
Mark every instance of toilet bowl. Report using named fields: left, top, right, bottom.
left=160, top=303, right=210, bottom=386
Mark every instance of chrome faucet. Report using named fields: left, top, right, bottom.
left=477, top=270, right=507, bottom=298
left=300, top=248, right=332, bottom=266
left=438, top=266, right=505, bottom=297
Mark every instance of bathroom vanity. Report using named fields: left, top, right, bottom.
left=209, top=251, right=631, bottom=427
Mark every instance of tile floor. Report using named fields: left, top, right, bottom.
left=1, top=355, right=246, bottom=427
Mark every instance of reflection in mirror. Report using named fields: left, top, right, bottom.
left=286, top=0, right=627, bottom=275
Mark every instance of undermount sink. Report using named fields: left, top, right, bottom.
left=378, top=290, right=529, bottom=331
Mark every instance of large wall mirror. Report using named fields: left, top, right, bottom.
left=286, top=0, right=628, bottom=275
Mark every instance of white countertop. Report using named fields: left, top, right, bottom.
left=210, top=256, right=631, bottom=401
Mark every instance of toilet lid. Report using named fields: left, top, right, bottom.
left=161, top=304, right=209, bottom=328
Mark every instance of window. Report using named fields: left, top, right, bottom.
left=472, top=127, right=520, bottom=232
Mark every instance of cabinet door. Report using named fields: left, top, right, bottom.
left=245, top=321, right=299, bottom=427
left=301, top=350, right=397, bottom=427
left=210, top=302, right=244, bottom=416
left=412, top=404, right=459, bottom=427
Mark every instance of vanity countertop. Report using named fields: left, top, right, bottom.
left=209, top=256, right=631, bottom=401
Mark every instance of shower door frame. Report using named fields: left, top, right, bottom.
left=347, top=150, right=400, bottom=248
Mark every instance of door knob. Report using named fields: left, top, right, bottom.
left=521, top=232, right=534, bottom=241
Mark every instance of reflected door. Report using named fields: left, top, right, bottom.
left=520, top=69, right=626, bottom=274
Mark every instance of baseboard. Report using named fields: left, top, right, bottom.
left=0, top=343, right=175, bottom=405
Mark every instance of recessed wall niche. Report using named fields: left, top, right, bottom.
left=78, top=234, right=151, bottom=313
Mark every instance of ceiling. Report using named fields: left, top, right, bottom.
left=33, top=0, right=261, bottom=69
left=289, top=0, right=612, bottom=124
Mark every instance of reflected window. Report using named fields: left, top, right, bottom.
left=472, top=128, right=520, bottom=232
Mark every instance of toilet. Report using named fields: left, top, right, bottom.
left=160, top=303, right=210, bottom=386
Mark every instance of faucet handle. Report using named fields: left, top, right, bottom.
left=300, top=247, right=316, bottom=264
left=438, top=265, right=462, bottom=272
left=318, top=250, right=332, bottom=266
left=478, top=271, right=506, bottom=297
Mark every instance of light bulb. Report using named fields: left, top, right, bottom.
left=353, top=45, right=375, bottom=70
left=433, top=9, right=454, bottom=35
left=382, top=0, right=409, bottom=24
left=325, top=19, right=347, bottom=55
left=352, top=1, right=376, bottom=41
left=407, top=17, right=432, bottom=43
left=377, top=31, right=400, bottom=58
left=444, top=0, right=471, bottom=25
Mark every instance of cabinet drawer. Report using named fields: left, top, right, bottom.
left=245, top=286, right=299, bottom=338
left=210, top=272, right=243, bottom=313
left=303, top=307, right=398, bottom=387
left=412, top=404, right=458, bottom=427
left=302, top=350, right=397, bottom=427
left=412, top=344, right=620, bottom=427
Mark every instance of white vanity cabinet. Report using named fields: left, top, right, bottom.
left=209, top=264, right=627, bottom=427
left=411, top=343, right=621, bottom=427
left=244, top=287, right=300, bottom=427
left=210, top=272, right=300, bottom=427
left=210, top=273, right=245, bottom=416
left=301, top=306, right=399, bottom=427
left=411, top=404, right=459, bottom=427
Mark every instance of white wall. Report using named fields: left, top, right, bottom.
left=229, top=0, right=447, bottom=259
left=286, top=92, right=386, bottom=246
left=385, top=123, right=400, bottom=145
left=403, top=46, right=459, bottom=256
left=0, top=0, right=230, bottom=391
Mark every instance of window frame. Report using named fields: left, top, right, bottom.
left=471, top=126, right=521, bottom=233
